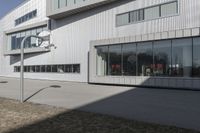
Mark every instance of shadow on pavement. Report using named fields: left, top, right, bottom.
left=24, top=85, right=61, bottom=102
left=4, top=87, right=200, bottom=133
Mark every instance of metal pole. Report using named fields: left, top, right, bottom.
left=20, top=38, right=25, bottom=103
left=20, top=35, right=44, bottom=103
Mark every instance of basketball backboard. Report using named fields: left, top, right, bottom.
left=36, top=30, right=51, bottom=48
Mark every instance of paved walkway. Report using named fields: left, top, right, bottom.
left=0, top=76, right=200, bottom=131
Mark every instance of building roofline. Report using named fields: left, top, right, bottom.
left=0, top=0, right=30, bottom=20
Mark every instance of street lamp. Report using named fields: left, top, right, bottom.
left=20, top=35, right=47, bottom=103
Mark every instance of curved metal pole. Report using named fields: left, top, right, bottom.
left=20, top=35, right=43, bottom=103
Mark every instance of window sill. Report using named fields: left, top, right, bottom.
left=4, top=47, right=50, bottom=56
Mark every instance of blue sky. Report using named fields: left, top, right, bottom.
left=0, top=0, right=25, bottom=18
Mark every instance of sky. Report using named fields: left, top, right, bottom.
left=0, top=0, right=25, bottom=18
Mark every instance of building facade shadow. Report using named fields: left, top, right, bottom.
left=4, top=83, right=200, bottom=133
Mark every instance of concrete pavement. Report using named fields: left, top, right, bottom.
left=0, top=76, right=200, bottom=131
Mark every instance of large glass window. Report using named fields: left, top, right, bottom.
left=52, top=65, right=58, bottom=72
left=36, top=66, right=41, bottom=72
left=172, top=39, right=192, bottom=77
left=14, top=64, right=80, bottom=74
left=16, top=33, right=21, bottom=49
left=130, top=9, right=144, bottom=23
left=108, top=45, right=122, bottom=75
left=52, top=0, right=86, bottom=9
left=15, top=10, right=37, bottom=26
left=161, top=2, right=178, bottom=17
left=53, top=0, right=60, bottom=9
left=60, top=0, right=67, bottom=8
left=144, top=6, right=160, bottom=20
left=64, top=65, right=73, bottom=73
left=95, top=36, right=200, bottom=78
left=30, top=66, right=36, bottom=72
left=73, top=64, right=80, bottom=73
left=116, top=1, right=178, bottom=26
left=41, top=65, right=46, bottom=72
left=46, top=66, right=52, bottom=72
left=8, top=26, right=47, bottom=51
left=154, top=40, right=172, bottom=76
left=25, top=30, right=31, bottom=48
left=11, top=34, right=16, bottom=50
left=122, top=43, right=137, bottom=76
left=36, top=27, right=43, bottom=35
left=31, top=29, right=37, bottom=47
left=67, top=0, right=75, bottom=6
left=75, top=0, right=84, bottom=4
left=137, top=42, right=153, bottom=76
left=58, top=65, right=65, bottom=73
left=193, top=37, right=200, bottom=77
left=20, top=32, right=25, bottom=48
left=96, top=46, right=108, bottom=76
left=116, top=13, right=130, bottom=26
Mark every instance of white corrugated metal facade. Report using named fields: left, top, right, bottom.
left=0, top=0, right=200, bottom=84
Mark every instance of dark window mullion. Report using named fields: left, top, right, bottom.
left=170, top=40, right=173, bottom=76
left=159, top=5, right=162, bottom=17
left=192, top=38, right=194, bottom=77
left=58, top=0, right=60, bottom=8
left=108, top=46, right=110, bottom=75
left=121, top=45, right=123, bottom=76
left=136, top=43, right=138, bottom=76
left=152, top=41, right=155, bottom=76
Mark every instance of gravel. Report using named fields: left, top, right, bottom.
left=0, top=97, right=199, bottom=133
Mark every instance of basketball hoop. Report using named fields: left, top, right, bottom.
left=36, top=30, right=51, bottom=48
left=20, top=30, right=56, bottom=103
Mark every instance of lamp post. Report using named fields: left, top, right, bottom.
left=20, top=35, right=44, bottom=103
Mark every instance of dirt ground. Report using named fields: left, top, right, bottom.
left=0, top=97, right=199, bottom=133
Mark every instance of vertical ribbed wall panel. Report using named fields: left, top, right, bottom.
left=0, top=0, right=200, bottom=82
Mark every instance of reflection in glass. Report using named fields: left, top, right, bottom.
left=53, top=0, right=59, bottom=9
left=59, top=0, right=66, bottom=8
left=11, top=35, right=16, bottom=50
left=8, top=26, right=47, bottom=51
left=52, top=65, right=58, bottom=72
left=96, top=46, right=108, bottom=76
left=64, top=65, right=72, bottom=73
left=30, top=66, right=35, bottom=72
left=24, top=66, right=28, bottom=72
left=46, top=66, right=52, bottom=72
left=36, top=66, right=40, bottom=72
left=108, top=45, right=122, bottom=75
left=95, top=37, right=200, bottom=78
left=73, top=64, right=80, bottom=73
left=67, top=0, right=75, bottom=6
left=144, top=6, right=160, bottom=20
left=116, top=13, right=130, bottom=26
left=25, top=30, right=31, bottom=48
left=14, top=64, right=80, bottom=73
left=161, top=2, right=177, bottom=17
left=137, top=42, right=153, bottom=76
left=172, top=39, right=192, bottom=77
left=122, top=43, right=136, bottom=76
left=193, top=37, right=200, bottom=77
left=16, top=33, right=21, bottom=49
left=41, top=65, right=46, bottom=72
left=58, top=65, right=65, bottom=73
left=154, top=40, right=171, bottom=76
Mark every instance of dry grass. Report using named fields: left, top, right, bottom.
left=0, top=97, right=199, bottom=133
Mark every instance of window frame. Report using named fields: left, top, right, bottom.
left=14, top=64, right=81, bottom=74
left=15, top=10, right=37, bottom=26
left=116, top=0, right=178, bottom=27
left=95, top=36, right=200, bottom=78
